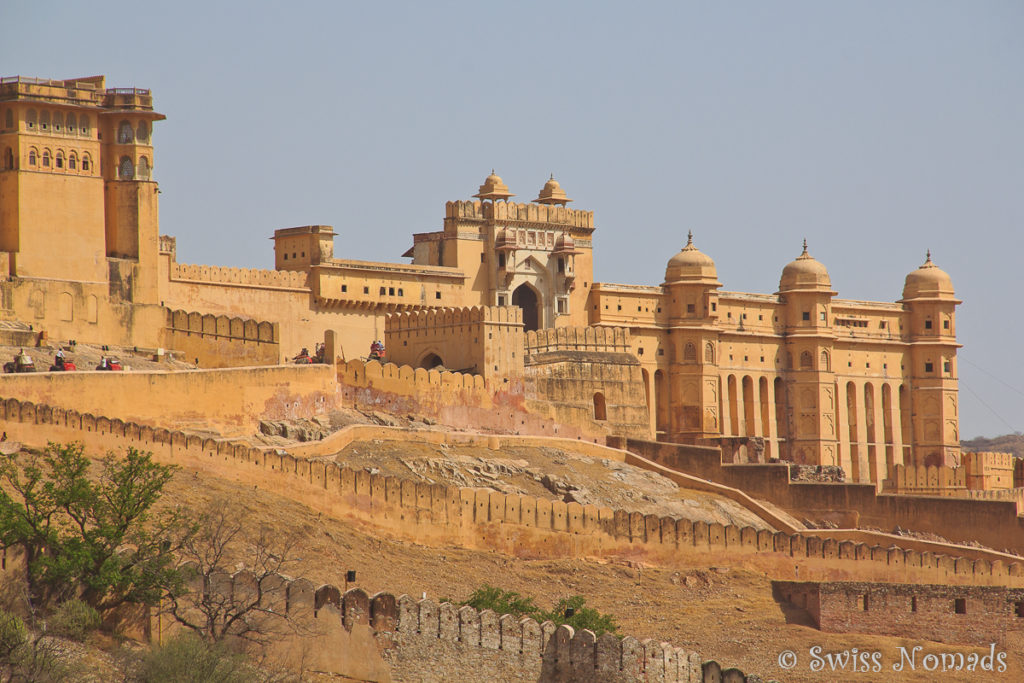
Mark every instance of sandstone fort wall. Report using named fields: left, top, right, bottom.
left=2, top=398, right=1022, bottom=591
left=0, top=365, right=337, bottom=436
left=620, top=437, right=1024, bottom=556
left=162, top=308, right=280, bottom=367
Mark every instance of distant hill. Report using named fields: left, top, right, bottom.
left=961, top=433, right=1024, bottom=458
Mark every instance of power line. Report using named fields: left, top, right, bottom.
left=960, top=356, right=1024, bottom=400
left=960, top=379, right=1017, bottom=435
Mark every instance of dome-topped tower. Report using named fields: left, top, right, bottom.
left=535, top=174, right=573, bottom=205
left=779, top=240, right=832, bottom=292
left=473, top=170, right=514, bottom=201
left=665, top=231, right=719, bottom=284
left=902, top=250, right=956, bottom=300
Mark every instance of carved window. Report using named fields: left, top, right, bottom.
left=3, top=109, right=11, bottom=130
left=136, top=120, right=149, bottom=143
left=52, top=112, right=63, bottom=132
left=55, top=151, right=64, bottom=169
left=138, top=156, right=150, bottom=180
left=684, top=343, right=697, bottom=362
left=705, top=342, right=715, bottom=363
left=800, top=351, right=813, bottom=370
left=820, top=350, right=830, bottom=371
left=39, top=111, right=50, bottom=131
left=118, top=156, right=134, bottom=180
left=81, top=154, right=91, bottom=171
left=26, top=109, right=36, bottom=129
left=80, top=114, right=90, bottom=135
left=117, top=120, right=134, bottom=144
left=28, top=149, right=37, bottom=166
left=68, top=152, right=77, bottom=170
left=42, top=150, right=51, bottom=167
left=66, top=113, right=76, bottom=133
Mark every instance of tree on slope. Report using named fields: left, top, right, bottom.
left=0, top=442, right=194, bottom=611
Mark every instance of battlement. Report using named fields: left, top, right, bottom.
left=445, top=200, right=594, bottom=230
left=525, top=326, right=631, bottom=355
left=170, top=262, right=309, bottom=290
left=885, top=464, right=967, bottom=495
left=0, top=76, right=155, bottom=111
left=386, top=305, right=523, bottom=332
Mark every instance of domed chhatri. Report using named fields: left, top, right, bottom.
left=779, top=239, right=832, bottom=292
left=665, top=231, right=719, bottom=284
left=902, top=250, right=956, bottom=300
left=473, top=170, right=514, bottom=201
left=535, top=174, right=573, bottom=205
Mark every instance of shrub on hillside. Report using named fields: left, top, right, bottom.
left=0, top=610, right=27, bottom=660
left=460, top=585, right=541, bottom=620
left=459, top=585, right=619, bottom=637
left=48, top=599, right=101, bottom=642
left=134, top=633, right=250, bottom=683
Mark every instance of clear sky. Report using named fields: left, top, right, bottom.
left=4, top=1, right=1022, bottom=439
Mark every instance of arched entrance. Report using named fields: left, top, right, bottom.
left=420, top=353, right=444, bottom=370
left=512, top=284, right=540, bottom=332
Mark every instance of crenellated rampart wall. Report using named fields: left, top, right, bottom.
left=619, top=436, right=1024, bottom=557
left=2, top=398, right=1023, bottom=591
left=170, top=262, right=309, bottom=290
left=162, top=308, right=280, bottom=367
left=445, top=200, right=594, bottom=229
left=525, top=326, right=631, bottom=355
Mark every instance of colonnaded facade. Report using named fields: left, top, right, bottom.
left=0, top=75, right=961, bottom=480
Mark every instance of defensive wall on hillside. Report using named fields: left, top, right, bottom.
left=168, top=262, right=310, bottom=290
left=162, top=308, right=280, bottom=367
left=616, top=437, right=1024, bottom=556
left=148, top=567, right=759, bottom=682
left=0, top=366, right=336, bottom=436
left=774, top=580, right=1024, bottom=646
left=2, top=398, right=1023, bottom=593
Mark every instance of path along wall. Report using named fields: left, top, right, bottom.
left=618, top=437, right=1024, bottom=557
left=2, top=399, right=1023, bottom=592
left=0, top=365, right=337, bottom=436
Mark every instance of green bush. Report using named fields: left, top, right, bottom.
left=49, top=599, right=101, bottom=642
left=135, top=633, right=250, bottom=683
left=460, top=585, right=541, bottom=620
left=0, top=609, right=27, bottom=659
left=459, top=586, right=619, bottom=637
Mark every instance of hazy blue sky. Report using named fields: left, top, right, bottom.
left=4, top=1, right=1022, bottom=438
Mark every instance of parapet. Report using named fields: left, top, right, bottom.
left=445, top=200, right=594, bottom=230
left=525, top=326, right=631, bottom=355
left=165, top=309, right=278, bottom=344
left=170, top=262, right=309, bottom=290
left=385, top=306, right=523, bottom=333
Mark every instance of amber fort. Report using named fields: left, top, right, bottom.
left=1, top=75, right=1022, bottom=681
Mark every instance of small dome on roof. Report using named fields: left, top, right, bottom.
left=903, top=250, right=955, bottom=300
left=535, top=174, right=573, bottom=205
left=665, top=232, right=719, bottom=284
left=779, top=240, right=832, bottom=292
left=474, top=170, right=514, bottom=200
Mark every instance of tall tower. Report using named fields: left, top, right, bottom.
left=662, top=232, right=722, bottom=441
left=778, top=242, right=839, bottom=468
left=901, top=252, right=961, bottom=467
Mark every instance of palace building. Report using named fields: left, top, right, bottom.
left=0, top=75, right=962, bottom=481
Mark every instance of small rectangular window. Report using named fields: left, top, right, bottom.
left=954, top=598, right=966, bottom=614
left=341, top=284, right=347, bottom=292
left=711, top=303, right=717, bottom=312
left=301, top=252, right=305, bottom=257
left=943, top=319, right=950, bottom=329
left=435, top=291, right=441, bottom=299
left=397, top=288, right=403, bottom=296
left=657, top=349, right=664, bottom=356
left=480, top=253, right=485, bottom=262
left=637, top=348, right=644, bottom=356
left=283, top=254, right=288, bottom=261
left=1015, top=601, right=1024, bottom=618
left=687, top=304, right=695, bottom=313
left=861, top=595, right=869, bottom=611
left=363, top=286, right=369, bottom=294
left=388, top=287, right=395, bottom=296
left=379, top=287, right=386, bottom=295
left=820, top=312, right=826, bottom=321
left=802, top=311, right=810, bottom=321
left=925, top=362, right=934, bottom=373
left=758, top=314, right=763, bottom=321
left=617, top=305, right=622, bottom=311
left=925, top=320, right=933, bottom=329
left=880, top=321, right=887, bottom=329
left=911, top=597, right=918, bottom=612
left=742, top=313, right=747, bottom=320
left=944, top=361, right=951, bottom=373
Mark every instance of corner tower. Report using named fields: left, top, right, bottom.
left=901, top=252, right=961, bottom=467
